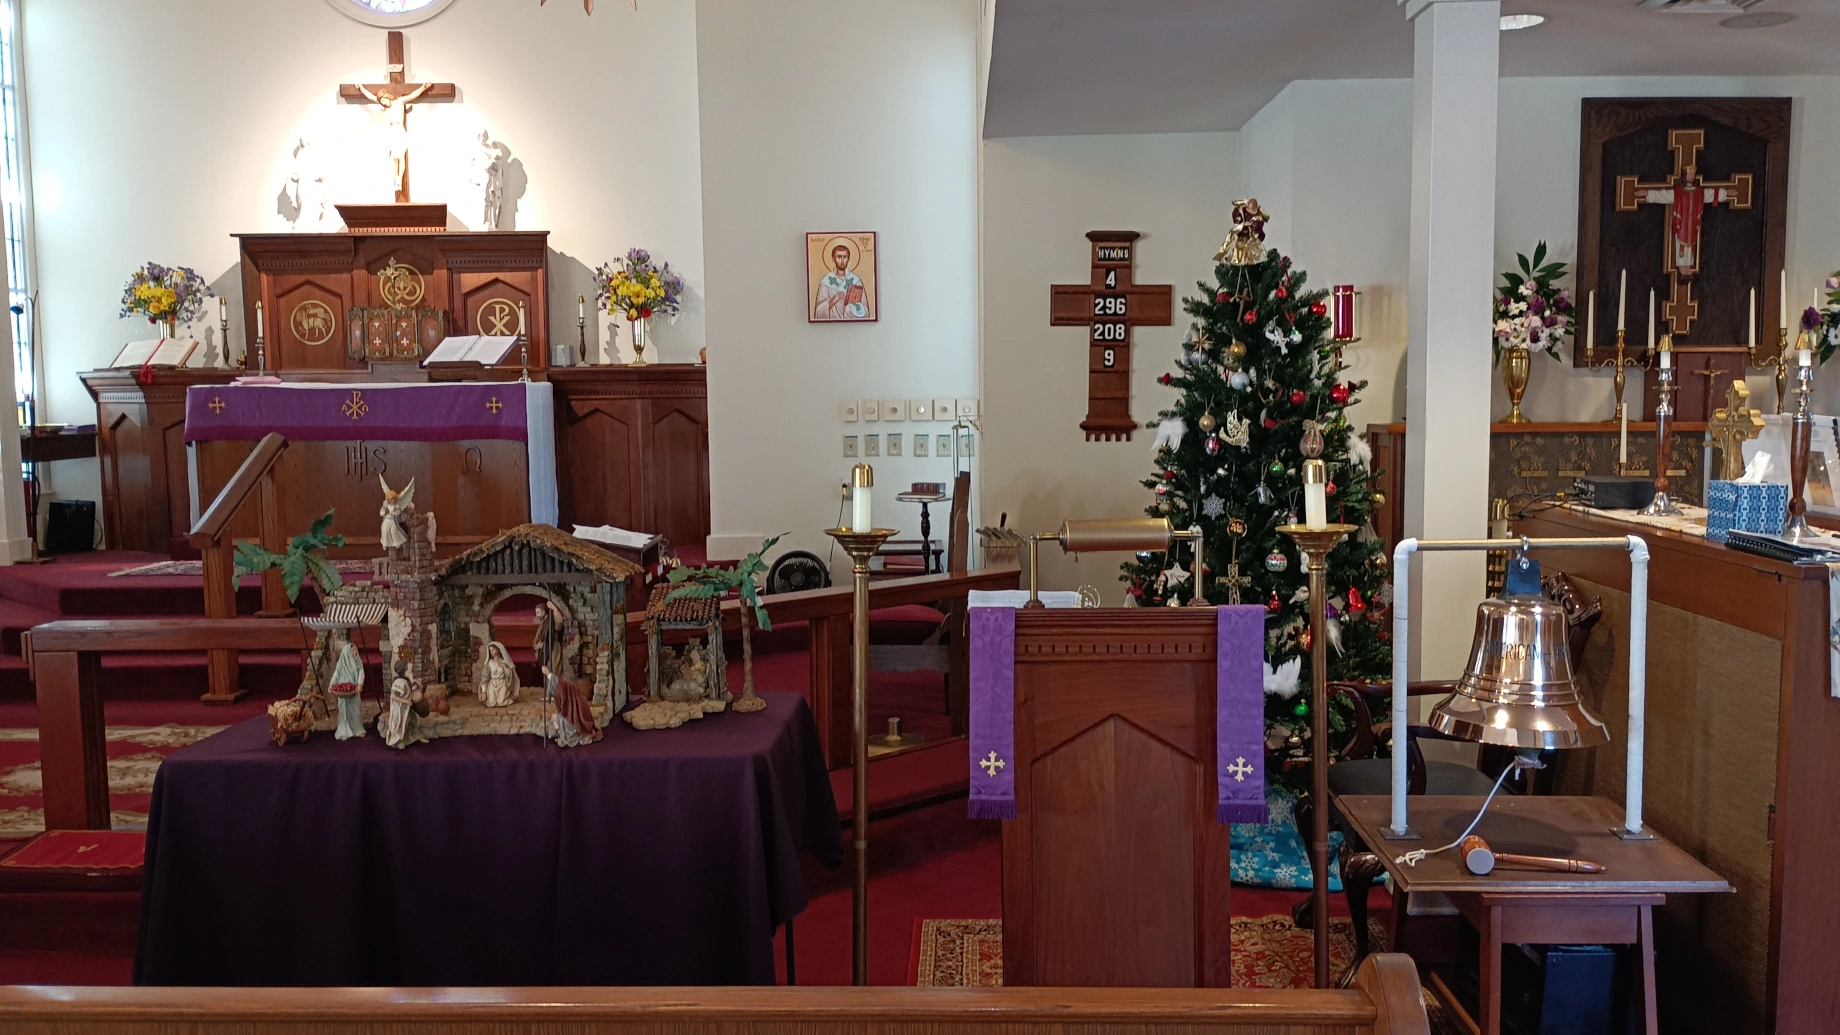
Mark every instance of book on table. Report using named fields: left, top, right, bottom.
left=421, top=335, right=520, bottom=367
left=109, top=337, right=199, bottom=369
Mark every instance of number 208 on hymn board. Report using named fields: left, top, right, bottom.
left=1050, top=231, right=1173, bottom=441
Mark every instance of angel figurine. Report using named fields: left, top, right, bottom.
left=1215, top=198, right=1269, bottom=267
left=379, top=475, right=415, bottom=554
left=477, top=640, right=518, bottom=707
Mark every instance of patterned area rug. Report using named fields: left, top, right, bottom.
left=0, top=724, right=224, bottom=838
left=108, top=560, right=373, bottom=578
left=912, top=915, right=1458, bottom=1034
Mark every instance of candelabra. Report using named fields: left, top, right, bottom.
left=1749, top=327, right=1793, bottom=415
left=1641, top=343, right=1682, bottom=518
left=1278, top=521, right=1356, bottom=990
left=1786, top=337, right=1816, bottom=543
left=1584, top=328, right=1643, bottom=441
left=823, top=522, right=898, bottom=986
left=255, top=329, right=268, bottom=376
left=517, top=335, right=530, bottom=383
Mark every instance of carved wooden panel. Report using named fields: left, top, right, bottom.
left=648, top=400, right=711, bottom=546
left=563, top=400, right=642, bottom=532
left=552, top=366, right=711, bottom=550
left=273, top=278, right=353, bottom=370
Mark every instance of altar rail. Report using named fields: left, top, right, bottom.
left=23, top=566, right=1021, bottom=830
left=0, top=955, right=1432, bottom=1035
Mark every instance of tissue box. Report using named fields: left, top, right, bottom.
left=1706, top=480, right=1789, bottom=543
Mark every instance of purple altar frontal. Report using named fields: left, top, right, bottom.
left=133, top=692, right=840, bottom=987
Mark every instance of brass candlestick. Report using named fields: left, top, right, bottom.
left=1277, top=521, right=1356, bottom=989
left=1641, top=337, right=1682, bottom=517
left=1786, top=337, right=1816, bottom=543
left=1585, top=327, right=1642, bottom=430
left=577, top=295, right=587, bottom=366
left=1751, top=327, right=1793, bottom=415
left=218, top=307, right=232, bottom=370
left=824, top=523, right=898, bottom=987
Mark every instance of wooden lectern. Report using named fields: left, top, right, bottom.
left=1003, top=608, right=1233, bottom=987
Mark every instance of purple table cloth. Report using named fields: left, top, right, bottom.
left=133, top=692, right=840, bottom=987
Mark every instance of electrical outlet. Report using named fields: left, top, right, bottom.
left=883, top=398, right=906, bottom=421
left=865, top=433, right=880, bottom=456
left=862, top=399, right=880, bottom=422
left=844, top=435, right=858, bottom=457
left=841, top=399, right=859, bottom=422
left=913, top=434, right=929, bottom=457
left=956, top=398, right=978, bottom=419
left=887, top=432, right=902, bottom=456
left=933, top=398, right=954, bottom=422
left=910, top=398, right=932, bottom=421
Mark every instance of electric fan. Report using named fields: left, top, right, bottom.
left=765, top=550, right=832, bottom=594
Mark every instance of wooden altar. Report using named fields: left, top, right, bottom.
left=1002, top=608, right=1232, bottom=987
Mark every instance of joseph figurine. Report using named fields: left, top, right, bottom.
left=533, top=600, right=567, bottom=700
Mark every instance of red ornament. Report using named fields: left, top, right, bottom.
left=1288, top=390, right=1307, bottom=406
left=1128, top=583, right=1144, bottom=598
left=1275, top=285, right=1288, bottom=300
left=1347, top=587, right=1366, bottom=614
left=1158, top=373, right=1173, bottom=385
left=1326, top=481, right=1337, bottom=496
left=1242, top=310, right=1259, bottom=324
left=1329, top=383, right=1351, bottom=405
left=1309, top=301, right=1327, bottom=317
left=1266, top=591, right=1282, bottom=613
left=1216, top=290, right=1232, bottom=303
left=1263, top=417, right=1278, bottom=430
left=1163, top=469, right=1176, bottom=480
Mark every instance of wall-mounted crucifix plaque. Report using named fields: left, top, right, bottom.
left=1049, top=232, right=1172, bottom=441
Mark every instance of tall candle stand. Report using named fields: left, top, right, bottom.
left=219, top=307, right=233, bottom=370
left=254, top=329, right=268, bottom=377
left=577, top=299, right=588, bottom=367
left=1786, top=338, right=1816, bottom=543
left=1750, top=327, right=1793, bottom=415
left=1640, top=347, right=1682, bottom=518
left=1277, top=521, right=1356, bottom=989
left=823, top=523, right=898, bottom=986
left=1584, top=328, right=1642, bottom=469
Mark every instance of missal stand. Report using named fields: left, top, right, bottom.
left=995, top=607, right=1237, bottom=987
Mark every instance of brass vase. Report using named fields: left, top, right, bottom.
left=161, top=317, right=178, bottom=340
left=629, top=316, right=649, bottom=367
left=1501, top=345, right=1531, bottom=424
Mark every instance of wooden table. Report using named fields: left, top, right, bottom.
left=1338, top=795, right=1730, bottom=1035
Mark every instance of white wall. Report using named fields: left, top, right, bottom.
left=980, top=131, right=1237, bottom=600
left=22, top=0, right=708, bottom=511
left=696, top=0, right=981, bottom=564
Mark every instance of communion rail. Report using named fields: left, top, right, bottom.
left=185, top=430, right=290, bottom=704
left=0, top=954, right=1432, bottom=1035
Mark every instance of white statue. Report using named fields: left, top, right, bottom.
left=379, top=475, right=415, bottom=554
left=357, top=82, right=433, bottom=200
left=477, top=640, right=517, bottom=707
left=380, top=659, right=426, bottom=749
left=327, top=629, right=367, bottom=740
left=470, top=129, right=505, bottom=231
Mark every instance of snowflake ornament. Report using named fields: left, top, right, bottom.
left=1201, top=495, right=1226, bottom=519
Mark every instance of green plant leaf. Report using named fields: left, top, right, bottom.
left=233, top=541, right=283, bottom=580
left=666, top=582, right=721, bottom=600
left=304, top=553, right=343, bottom=599
left=754, top=604, right=772, bottom=632
left=281, top=553, right=308, bottom=604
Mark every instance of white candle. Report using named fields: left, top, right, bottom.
left=1647, top=289, right=1656, bottom=351
left=1619, top=407, right=1627, bottom=466
left=517, top=302, right=527, bottom=336
left=1799, top=348, right=1813, bottom=368
left=1780, top=270, right=1788, bottom=330
left=218, top=297, right=227, bottom=319
left=1660, top=347, right=1671, bottom=370
left=1302, top=459, right=1327, bottom=530
left=1749, top=288, right=1757, bottom=351
left=850, top=464, right=873, bottom=532
left=1586, top=290, right=1596, bottom=353
left=254, top=301, right=264, bottom=340
left=578, top=295, right=586, bottom=320
left=1617, top=270, right=1627, bottom=331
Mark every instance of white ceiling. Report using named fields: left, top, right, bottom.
left=982, top=0, right=1840, bottom=138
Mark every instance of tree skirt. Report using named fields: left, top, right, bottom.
left=0, top=724, right=224, bottom=839
left=1231, top=786, right=1346, bottom=891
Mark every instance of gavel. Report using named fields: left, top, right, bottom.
left=1461, top=835, right=1605, bottom=876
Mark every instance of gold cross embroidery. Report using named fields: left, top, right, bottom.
left=342, top=391, right=370, bottom=421
left=486, top=396, right=503, bottom=414
left=208, top=396, right=226, bottom=414
left=978, top=750, right=1006, bottom=777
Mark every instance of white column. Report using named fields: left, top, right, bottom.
left=1402, top=0, right=1498, bottom=679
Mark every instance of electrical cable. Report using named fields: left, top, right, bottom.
left=1395, top=753, right=1544, bottom=868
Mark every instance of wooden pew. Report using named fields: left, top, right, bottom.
left=0, top=954, right=1432, bottom=1035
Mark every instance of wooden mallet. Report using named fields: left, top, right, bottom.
left=1461, top=835, right=1605, bottom=876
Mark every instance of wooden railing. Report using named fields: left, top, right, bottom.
left=0, top=954, right=1432, bottom=1034
left=185, top=431, right=289, bottom=704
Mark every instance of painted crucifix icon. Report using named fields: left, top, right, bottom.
left=1615, top=128, right=1753, bottom=337
left=339, top=31, right=457, bottom=203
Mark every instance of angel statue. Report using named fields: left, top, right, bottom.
left=378, top=475, right=415, bottom=554
left=477, top=640, right=518, bottom=707
left=327, top=627, right=368, bottom=740
left=1215, top=198, right=1269, bottom=267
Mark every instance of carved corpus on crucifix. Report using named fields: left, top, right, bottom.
left=1708, top=379, right=1765, bottom=481
left=1615, top=128, right=1753, bottom=337
left=1049, top=232, right=1173, bottom=441
left=339, top=31, right=457, bottom=204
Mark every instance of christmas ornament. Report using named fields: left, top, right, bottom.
left=1329, top=382, right=1351, bottom=405
left=1158, top=372, right=1173, bottom=385
left=1255, top=480, right=1274, bottom=504
left=1216, top=290, right=1232, bottom=303
left=1264, top=551, right=1288, bottom=572
left=1309, top=301, right=1327, bottom=317
left=1167, top=597, right=1183, bottom=608
left=1198, top=411, right=1217, bottom=433
left=1154, top=417, right=1187, bottom=452
left=1155, top=484, right=1169, bottom=496
left=1216, top=198, right=1269, bottom=266
left=1202, top=495, right=1226, bottom=519
left=1266, top=591, right=1281, bottom=613
left=1226, top=517, right=1247, bottom=537
left=1162, top=563, right=1190, bottom=588
left=1326, top=481, right=1337, bottom=496
left=1228, top=369, right=1252, bottom=391
left=1347, top=587, right=1366, bottom=614
left=1299, top=419, right=1324, bottom=458
left=1135, top=550, right=1155, bottom=564
left=1268, top=459, right=1285, bottom=477
left=1300, top=628, right=1311, bottom=651
left=1242, top=310, right=1259, bottom=324
left=1372, top=491, right=1386, bottom=507
left=1205, top=436, right=1222, bottom=456
left=1263, top=656, right=1301, bottom=698
left=1293, top=700, right=1309, bottom=717
left=1347, top=432, right=1373, bottom=469
left=1288, top=389, right=1307, bottom=406
left=1276, top=284, right=1288, bottom=300
left=1163, top=469, right=1177, bottom=481
left=1263, top=416, right=1278, bottom=430
left=1369, top=553, right=1388, bottom=571
left=1228, top=340, right=1247, bottom=362
left=1222, top=411, right=1251, bottom=448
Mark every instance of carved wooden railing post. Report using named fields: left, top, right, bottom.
left=186, top=433, right=290, bottom=704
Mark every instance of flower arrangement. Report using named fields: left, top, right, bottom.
left=1492, top=242, right=1575, bottom=364
left=119, top=263, right=212, bottom=328
left=1803, top=274, right=1840, bottom=364
left=594, top=248, right=685, bottom=323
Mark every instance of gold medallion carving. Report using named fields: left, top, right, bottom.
left=377, top=258, right=426, bottom=309
left=477, top=297, right=517, bottom=336
left=291, top=300, right=338, bottom=347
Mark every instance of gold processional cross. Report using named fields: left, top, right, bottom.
left=338, top=31, right=457, bottom=204
left=1708, top=379, right=1764, bottom=481
left=1615, top=128, right=1753, bottom=338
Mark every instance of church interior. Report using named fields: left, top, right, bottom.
left=0, top=1, right=1837, bottom=1033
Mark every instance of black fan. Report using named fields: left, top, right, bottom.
left=765, top=550, right=832, bottom=594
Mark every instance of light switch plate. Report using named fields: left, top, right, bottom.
left=956, top=398, right=978, bottom=419
left=933, top=398, right=954, bottom=422
left=913, top=434, right=929, bottom=457
left=910, top=398, right=932, bottom=421
left=841, top=399, right=859, bottom=422
left=887, top=432, right=902, bottom=456
left=844, top=435, right=858, bottom=458
left=959, top=430, right=975, bottom=457
left=937, top=434, right=951, bottom=455
left=862, top=399, right=880, bottom=421
left=865, top=433, right=880, bottom=456
left=883, top=398, right=906, bottom=421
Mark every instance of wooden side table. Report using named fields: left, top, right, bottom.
left=1337, top=795, right=1730, bottom=1035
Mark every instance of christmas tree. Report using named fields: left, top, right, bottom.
left=1120, top=201, right=1394, bottom=784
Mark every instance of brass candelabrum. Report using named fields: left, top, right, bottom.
left=1584, top=328, right=1643, bottom=457
left=1750, top=327, right=1794, bottom=415
left=1640, top=337, right=1682, bottom=518
left=1786, top=336, right=1816, bottom=543
left=823, top=523, right=898, bottom=986
left=1277, top=521, right=1356, bottom=990
left=577, top=295, right=588, bottom=367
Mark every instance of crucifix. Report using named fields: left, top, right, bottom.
left=339, top=31, right=457, bottom=204
left=1615, top=128, right=1753, bottom=337
left=1708, top=379, right=1765, bottom=481
left=1050, top=232, right=1173, bottom=441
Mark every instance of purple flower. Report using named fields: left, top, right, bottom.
left=1827, top=276, right=1840, bottom=292
left=1544, top=314, right=1559, bottom=327
left=1805, top=307, right=1822, bottom=331
left=1528, top=295, right=1546, bottom=315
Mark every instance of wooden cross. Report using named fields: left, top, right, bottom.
left=1615, top=128, right=1753, bottom=337
left=1050, top=231, right=1173, bottom=441
left=338, top=31, right=457, bottom=204
left=1708, top=379, right=1765, bottom=481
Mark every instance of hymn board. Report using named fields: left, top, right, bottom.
left=1051, top=232, right=1173, bottom=441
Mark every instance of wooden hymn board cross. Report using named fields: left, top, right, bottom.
left=1615, top=128, right=1753, bottom=338
left=1050, top=232, right=1173, bottom=441
left=338, top=31, right=457, bottom=204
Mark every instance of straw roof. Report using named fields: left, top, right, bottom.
left=437, top=523, right=643, bottom=582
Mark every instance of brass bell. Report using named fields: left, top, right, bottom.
left=1429, top=593, right=1609, bottom=750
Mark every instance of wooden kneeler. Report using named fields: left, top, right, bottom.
left=186, top=432, right=290, bottom=704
